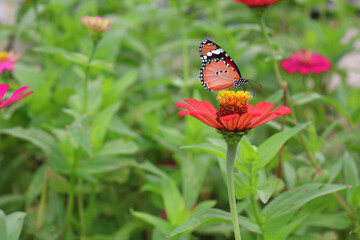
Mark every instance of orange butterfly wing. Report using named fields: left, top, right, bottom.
left=200, top=59, right=241, bottom=91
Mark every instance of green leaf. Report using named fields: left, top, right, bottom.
left=308, top=123, right=322, bottom=154
left=25, top=166, right=47, bottom=207
left=191, top=200, right=217, bottom=214
left=88, top=59, right=114, bottom=72
left=131, top=161, right=166, bottom=177
left=0, top=195, right=24, bottom=209
left=76, top=157, right=134, bottom=175
left=181, top=143, right=226, bottom=160
left=291, top=92, right=322, bottom=106
left=0, top=128, right=68, bottom=173
left=342, top=152, right=359, bottom=203
left=264, top=214, right=308, bottom=240
left=114, top=219, right=145, bottom=240
left=98, top=140, right=139, bottom=156
left=114, top=69, right=139, bottom=97
left=130, top=209, right=172, bottom=235
left=321, top=96, right=353, bottom=126
left=254, top=123, right=310, bottom=172
left=91, top=103, right=121, bottom=150
left=168, top=208, right=260, bottom=238
left=34, top=47, right=113, bottom=72
left=265, top=89, right=283, bottom=103
left=69, top=117, right=92, bottom=156
left=0, top=210, right=7, bottom=240
left=178, top=154, right=210, bottom=207
left=161, top=176, right=189, bottom=226
left=0, top=210, right=26, bottom=240
left=5, top=212, right=26, bottom=240
left=283, top=162, right=296, bottom=189
left=34, top=46, right=88, bottom=64
left=15, top=5, right=45, bottom=40
left=306, top=213, right=351, bottom=230
left=216, top=158, right=255, bottom=199
left=262, top=183, right=348, bottom=219
left=69, top=79, right=103, bottom=114
left=328, top=157, right=343, bottom=183
left=114, top=220, right=146, bottom=240
left=239, top=140, right=259, bottom=164
left=257, top=177, right=280, bottom=204
left=154, top=126, right=185, bottom=151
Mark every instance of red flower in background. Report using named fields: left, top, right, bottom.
left=0, top=84, right=34, bottom=109
left=233, top=0, right=283, bottom=7
left=176, top=91, right=291, bottom=132
left=81, top=16, right=111, bottom=33
left=0, top=51, right=20, bottom=74
left=281, top=50, right=331, bottom=75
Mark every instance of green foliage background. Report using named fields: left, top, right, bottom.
left=0, top=0, right=360, bottom=240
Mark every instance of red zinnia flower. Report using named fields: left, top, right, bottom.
left=281, top=50, right=331, bottom=75
left=0, top=84, right=34, bottom=109
left=233, top=0, right=283, bottom=7
left=176, top=91, right=291, bottom=132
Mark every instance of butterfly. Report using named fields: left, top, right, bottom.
left=199, top=39, right=249, bottom=91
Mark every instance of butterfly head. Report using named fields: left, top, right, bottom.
left=234, top=78, right=249, bottom=88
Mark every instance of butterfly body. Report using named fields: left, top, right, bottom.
left=199, top=39, right=248, bottom=91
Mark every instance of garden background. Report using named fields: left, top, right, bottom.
left=0, top=0, right=360, bottom=240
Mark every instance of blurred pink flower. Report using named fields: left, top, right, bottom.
left=233, top=0, right=283, bottom=7
left=0, top=51, right=20, bottom=74
left=0, top=84, right=34, bottom=109
left=281, top=50, right=331, bottom=75
left=81, top=16, right=111, bottom=33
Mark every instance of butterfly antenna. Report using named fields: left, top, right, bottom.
left=249, top=79, right=263, bottom=88
left=245, top=79, right=262, bottom=97
left=248, top=80, right=256, bottom=97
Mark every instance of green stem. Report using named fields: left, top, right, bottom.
left=249, top=165, right=264, bottom=239
left=77, top=179, right=86, bottom=239
left=250, top=195, right=264, bottom=240
left=64, top=157, right=79, bottom=239
left=258, top=12, right=287, bottom=180
left=226, top=142, right=242, bottom=240
left=177, top=0, right=190, bottom=98
left=83, top=38, right=99, bottom=114
left=258, top=13, right=284, bottom=88
left=36, top=168, right=50, bottom=232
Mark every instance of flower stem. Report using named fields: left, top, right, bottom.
left=177, top=0, right=190, bottom=98
left=250, top=195, right=265, bottom=240
left=77, top=179, right=86, bottom=239
left=226, top=142, right=242, bottom=240
left=63, top=156, right=79, bottom=239
left=36, top=168, right=50, bottom=232
left=258, top=12, right=288, bottom=180
left=258, top=14, right=284, bottom=88
left=83, top=37, right=99, bottom=114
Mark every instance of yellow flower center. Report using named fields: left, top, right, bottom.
left=216, top=90, right=252, bottom=118
left=0, top=51, right=9, bottom=62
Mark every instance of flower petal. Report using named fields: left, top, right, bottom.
left=7, top=86, right=31, bottom=101
left=184, top=99, right=217, bottom=116
left=250, top=101, right=274, bottom=114
left=179, top=110, right=223, bottom=129
left=0, top=84, right=9, bottom=100
left=236, top=112, right=261, bottom=131
left=219, top=114, right=239, bottom=131
left=247, top=106, right=292, bottom=129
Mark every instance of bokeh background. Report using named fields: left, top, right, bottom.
left=0, top=0, right=360, bottom=240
